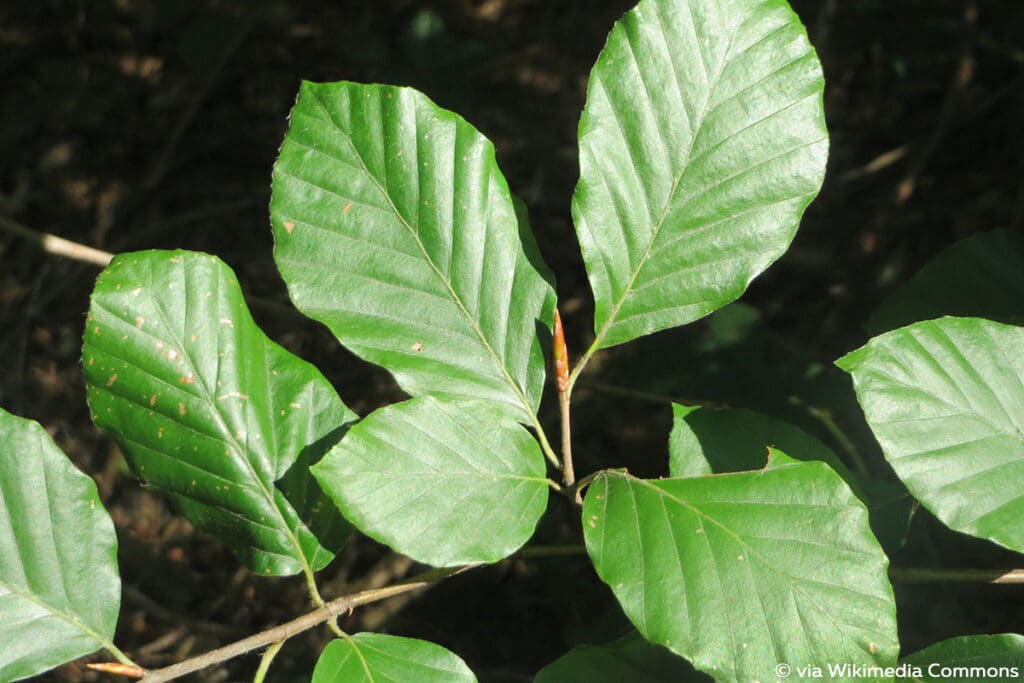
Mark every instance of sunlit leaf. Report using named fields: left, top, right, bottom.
left=313, top=634, right=476, bottom=683
left=838, top=316, right=1024, bottom=553
left=573, top=0, right=827, bottom=348
left=0, top=409, right=120, bottom=681
left=583, top=460, right=897, bottom=682
left=84, top=250, right=355, bottom=576
left=899, top=634, right=1024, bottom=683
left=272, top=80, right=556, bottom=423
left=313, top=397, right=548, bottom=566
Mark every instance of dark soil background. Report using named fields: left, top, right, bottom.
left=2, top=0, right=1023, bottom=681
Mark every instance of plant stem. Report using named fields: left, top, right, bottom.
left=559, top=390, right=575, bottom=493
left=106, top=643, right=141, bottom=668
left=136, top=564, right=478, bottom=682
left=532, top=418, right=562, bottom=470
left=303, top=568, right=326, bottom=607
left=0, top=215, right=114, bottom=267
left=890, top=568, right=1024, bottom=584
left=573, top=469, right=607, bottom=499
left=565, top=339, right=599, bottom=398
left=252, top=641, right=283, bottom=683
left=799, top=401, right=871, bottom=476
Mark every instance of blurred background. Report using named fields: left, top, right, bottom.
left=2, top=0, right=1023, bottom=680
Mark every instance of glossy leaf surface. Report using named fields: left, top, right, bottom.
left=0, top=409, right=120, bottom=680
left=573, top=0, right=828, bottom=348
left=535, top=631, right=709, bottom=683
left=899, top=634, right=1024, bottom=682
left=272, top=80, right=556, bottom=423
left=312, top=634, right=476, bottom=683
left=84, top=250, right=356, bottom=576
left=868, top=229, right=1024, bottom=334
left=838, top=317, right=1024, bottom=553
left=583, top=462, right=897, bottom=682
left=313, top=397, right=548, bottom=566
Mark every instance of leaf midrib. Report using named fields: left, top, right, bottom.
left=149, top=264, right=311, bottom=573
left=0, top=577, right=113, bottom=654
left=304, top=86, right=536, bottom=422
left=586, top=11, right=745, bottom=349
left=604, top=471, right=892, bottom=663
left=120, top=262, right=314, bottom=576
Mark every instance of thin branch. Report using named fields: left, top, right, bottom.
left=131, top=564, right=477, bottom=682
left=0, top=215, right=113, bottom=267
left=572, top=469, right=608, bottom=500
left=890, top=568, right=1024, bottom=585
left=837, top=144, right=910, bottom=184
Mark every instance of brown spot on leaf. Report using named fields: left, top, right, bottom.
left=283, top=220, right=296, bottom=234
left=106, top=374, right=117, bottom=386
left=343, top=202, right=353, bottom=214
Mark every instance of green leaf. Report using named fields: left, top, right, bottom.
left=668, top=404, right=849, bottom=478
left=573, top=0, right=828, bottom=349
left=83, top=250, right=356, bottom=577
left=313, top=397, right=548, bottom=566
left=271, top=80, right=556, bottom=424
left=312, top=634, right=476, bottom=683
left=899, top=634, right=1024, bottom=682
left=868, top=229, right=1024, bottom=334
left=668, top=405, right=915, bottom=551
left=582, top=462, right=898, bottom=682
left=535, top=631, right=710, bottom=683
left=837, top=317, right=1024, bottom=553
left=0, top=409, right=121, bottom=680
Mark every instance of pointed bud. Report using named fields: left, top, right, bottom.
left=86, top=663, right=145, bottom=678
left=553, top=309, right=569, bottom=393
